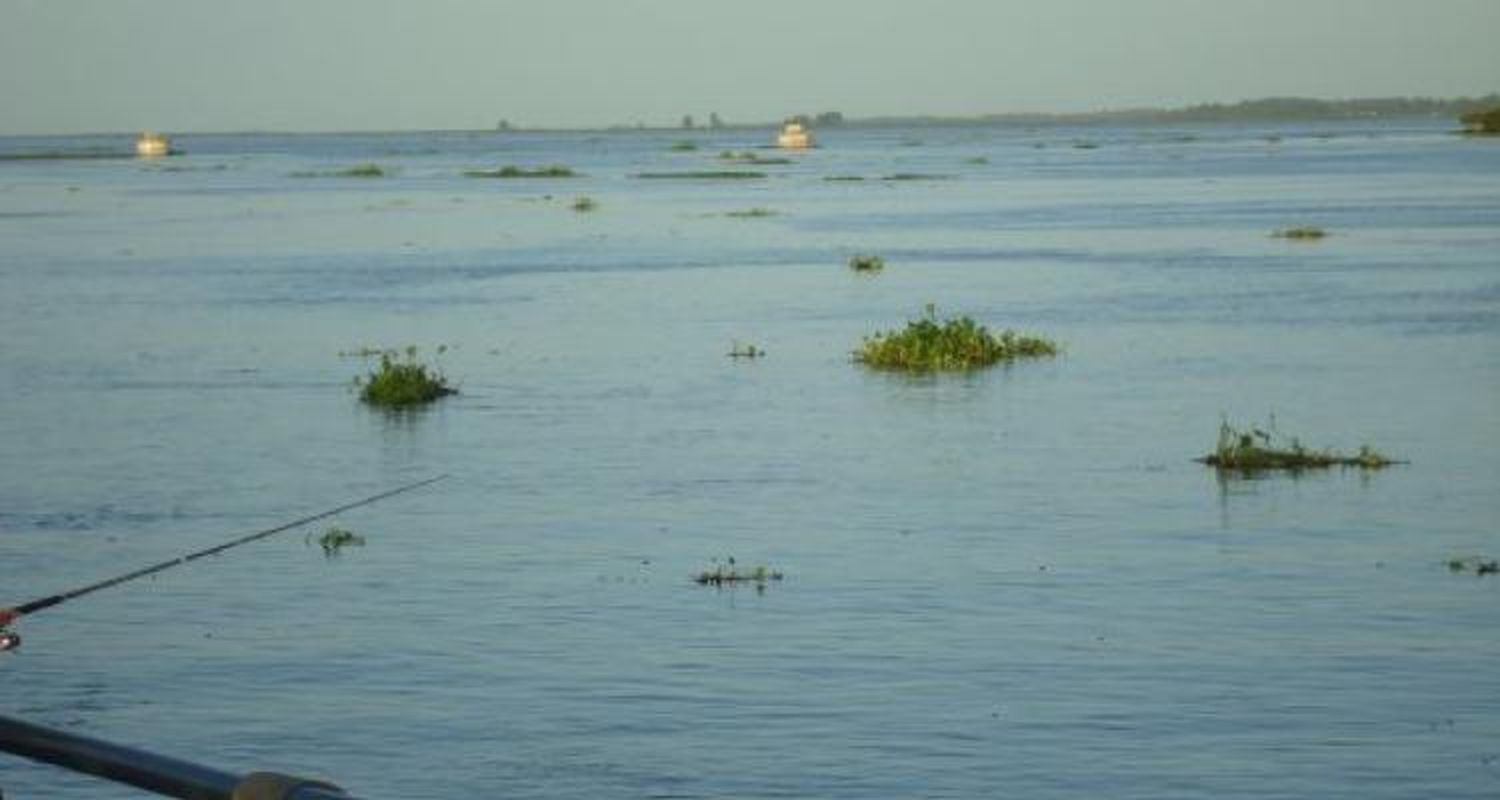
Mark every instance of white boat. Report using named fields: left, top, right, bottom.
left=135, top=132, right=170, bottom=157
left=776, top=120, right=813, bottom=149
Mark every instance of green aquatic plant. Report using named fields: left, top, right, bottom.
left=1446, top=556, right=1499, bottom=575
left=718, top=150, right=793, bottom=165
left=965, top=156, right=990, bottom=164
left=854, top=305, right=1058, bottom=372
left=848, top=254, right=885, bottom=272
left=881, top=173, right=952, bottom=181
left=670, top=140, right=699, bottom=151
left=823, top=175, right=866, bottom=182
left=633, top=171, right=766, bottom=180
left=1272, top=226, right=1328, bottom=240
left=571, top=195, right=598, bottom=212
left=695, top=557, right=783, bottom=589
left=465, top=165, right=577, bottom=178
left=727, top=341, right=765, bottom=358
left=1198, top=417, right=1395, bottom=472
left=725, top=207, right=776, bottom=218
left=356, top=346, right=457, bottom=408
left=314, top=526, right=365, bottom=556
left=291, top=163, right=388, bottom=178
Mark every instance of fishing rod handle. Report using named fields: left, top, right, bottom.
left=14, top=595, right=63, bottom=615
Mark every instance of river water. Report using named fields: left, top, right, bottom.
left=2, top=121, right=1497, bottom=798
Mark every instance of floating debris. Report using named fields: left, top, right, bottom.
left=848, top=254, right=885, bottom=273
left=571, top=196, right=598, bottom=212
left=725, top=207, right=777, bottom=218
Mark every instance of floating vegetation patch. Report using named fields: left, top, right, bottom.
left=965, top=156, right=990, bottom=164
left=0, top=149, right=131, bottom=162
left=695, top=557, right=783, bottom=590
left=465, top=165, right=577, bottom=178
left=727, top=341, right=765, bottom=359
left=725, top=207, right=776, bottom=218
left=854, top=305, right=1058, bottom=372
left=144, top=163, right=229, bottom=173
left=355, top=346, right=457, bottom=408
left=1273, top=226, right=1329, bottom=240
left=881, top=173, right=953, bottom=181
left=633, top=171, right=766, bottom=180
left=1446, top=556, right=1499, bottom=576
left=291, top=163, right=388, bottom=178
left=1073, top=142, right=1100, bottom=150
left=848, top=254, right=885, bottom=273
left=670, top=140, right=699, bottom=151
left=823, top=175, right=866, bottom=182
left=1197, top=418, right=1395, bottom=472
left=718, top=150, right=793, bottom=165
left=571, top=195, right=598, bottom=212
left=313, top=526, right=365, bottom=556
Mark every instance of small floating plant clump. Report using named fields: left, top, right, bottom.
left=670, top=140, right=699, bottom=151
left=855, top=306, right=1059, bottom=372
left=727, top=341, right=765, bottom=359
left=725, top=207, right=777, bottom=218
left=1446, top=556, right=1499, bottom=576
left=634, top=170, right=767, bottom=180
left=1272, top=226, right=1328, bottom=240
left=356, top=347, right=457, bottom=408
left=291, top=163, right=388, bottom=178
left=314, top=526, right=365, bottom=556
left=571, top=195, right=598, bottom=212
left=848, top=254, right=885, bottom=273
left=695, top=557, right=783, bottom=590
left=718, top=151, right=793, bottom=165
left=465, top=165, right=577, bottom=178
left=1198, top=418, right=1395, bottom=472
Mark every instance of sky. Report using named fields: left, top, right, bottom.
left=1, top=0, right=1497, bottom=135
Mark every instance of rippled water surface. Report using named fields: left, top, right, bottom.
left=2, top=121, right=1498, bottom=798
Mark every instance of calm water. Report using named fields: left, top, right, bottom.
left=2, top=121, right=1498, bottom=799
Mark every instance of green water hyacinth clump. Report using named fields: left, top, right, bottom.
left=315, top=526, right=365, bottom=556
left=695, top=557, right=783, bottom=588
left=357, top=348, right=456, bottom=407
left=465, top=165, right=576, bottom=178
left=1272, top=226, right=1328, bottom=240
left=855, top=307, right=1058, bottom=371
left=1198, top=418, right=1394, bottom=471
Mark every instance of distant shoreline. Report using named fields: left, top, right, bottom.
left=3, top=94, right=1496, bottom=139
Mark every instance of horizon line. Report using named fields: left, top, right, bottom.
left=3, top=92, right=1495, bottom=139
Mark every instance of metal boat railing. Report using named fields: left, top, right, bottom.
left=0, top=713, right=356, bottom=799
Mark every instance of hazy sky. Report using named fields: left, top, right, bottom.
left=2, top=0, right=1497, bottom=134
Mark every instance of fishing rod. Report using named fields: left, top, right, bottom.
left=0, top=474, right=448, bottom=653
